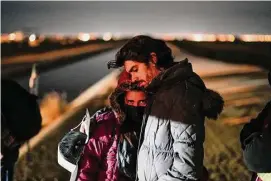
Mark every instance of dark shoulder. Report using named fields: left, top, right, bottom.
left=151, top=80, right=204, bottom=124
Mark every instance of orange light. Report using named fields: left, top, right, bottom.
left=217, top=35, right=227, bottom=42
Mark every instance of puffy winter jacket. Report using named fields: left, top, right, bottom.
left=137, top=59, right=224, bottom=181
left=77, top=110, right=120, bottom=181
left=77, top=81, right=143, bottom=181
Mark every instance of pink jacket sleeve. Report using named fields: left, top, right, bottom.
left=77, top=137, right=105, bottom=181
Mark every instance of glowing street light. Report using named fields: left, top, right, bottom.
left=9, top=33, right=16, bottom=41
left=78, top=33, right=90, bottom=42
left=29, top=34, right=36, bottom=42
left=227, top=35, right=235, bottom=42
left=193, top=34, right=204, bottom=42
left=103, top=32, right=112, bottom=41
left=81, top=34, right=90, bottom=42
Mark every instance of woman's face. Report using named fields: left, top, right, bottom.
left=124, top=91, right=147, bottom=107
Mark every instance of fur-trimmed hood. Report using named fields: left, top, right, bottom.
left=109, top=81, right=146, bottom=124
left=109, top=84, right=126, bottom=124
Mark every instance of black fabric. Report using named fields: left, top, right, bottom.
left=58, top=108, right=103, bottom=166
left=59, top=131, right=87, bottom=165
left=268, top=70, right=271, bottom=86
left=146, top=59, right=197, bottom=94
left=146, top=59, right=204, bottom=124
left=145, top=59, right=223, bottom=124
left=240, top=100, right=271, bottom=173
left=117, top=105, right=145, bottom=180
left=243, top=132, right=271, bottom=173
left=120, top=105, right=145, bottom=133
left=1, top=163, right=15, bottom=181
left=240, top=101, right=271, bottom=149
left=1, top=79, right=42, bottom=142
left=117, top=132, right=139, bottom=180
left=1, top=79, right=42, bottom=178
left=124, top=105, right=145, bottom=124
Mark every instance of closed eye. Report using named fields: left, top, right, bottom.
left=129, top=66, right=138, bottom=73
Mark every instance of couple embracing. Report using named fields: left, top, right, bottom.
left=75, top=35, right=224, bottom=181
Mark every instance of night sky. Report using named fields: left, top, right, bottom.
left=1, top=1, right=271, bottom=35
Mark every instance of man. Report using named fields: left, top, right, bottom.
left=108, top=35, right=224, bottom=181
left=240, top=71, right=271, bottom=181
left=1, top=79, right=42, bottom=181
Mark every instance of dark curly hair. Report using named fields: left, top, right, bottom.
left=108, top=35, right=174, bottom=69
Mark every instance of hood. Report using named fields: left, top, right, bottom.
left=147, top=58, right=224, bottom=120
left=109, top=85, right=126, bottom=124
left=109, top=82, right=146, bottom=124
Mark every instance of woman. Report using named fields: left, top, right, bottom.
left=76, top=71, right=147, bottom=181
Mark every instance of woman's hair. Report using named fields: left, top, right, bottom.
left=108, top=35, right=174, bottom=69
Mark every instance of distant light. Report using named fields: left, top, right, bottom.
left=14, top=31, right=24, bottom=42
left=112, top=33, right=122, bottom=40
left=103, top=32, right=112, bottom=41
left=9, top=33, right=16, bottom=41
left=259, top=35, right=265, bottom=42
left=227, top=35, right=235, bottom=42
left=89, top=33, right=97, bottom=40
left=193, top=34, right=203, bottom=42
left=162, top=35, right=175, bottom=41
left=78, top=33, right=90, bottom=42
left=29, top=34, right=36, bottom=42
left=176, top=36, right=184, bottom=41
left=206, top=34, right=216, bottom=42
left=217, top=35, right=227, bottom=42
left=39, top=35, right=46, bottom=42
left=266, top=35, right=271, bottom=42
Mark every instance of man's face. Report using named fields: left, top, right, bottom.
left=124, top=60, right=155, bottom=87
left=125, top=91, right=147, bottom=107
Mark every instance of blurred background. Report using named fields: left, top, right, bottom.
left=1, top=1, right=271, bottom=181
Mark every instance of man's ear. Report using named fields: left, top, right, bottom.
left=150, top=52, right=158, bottom=65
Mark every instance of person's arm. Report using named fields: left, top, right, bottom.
left=241, top=102, right=271, bottom=173
left=242, top=128, right=271, bottom=173
left=240, top=101, right=271, bottom=149
left=77, top=138, right=105, bottom=181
